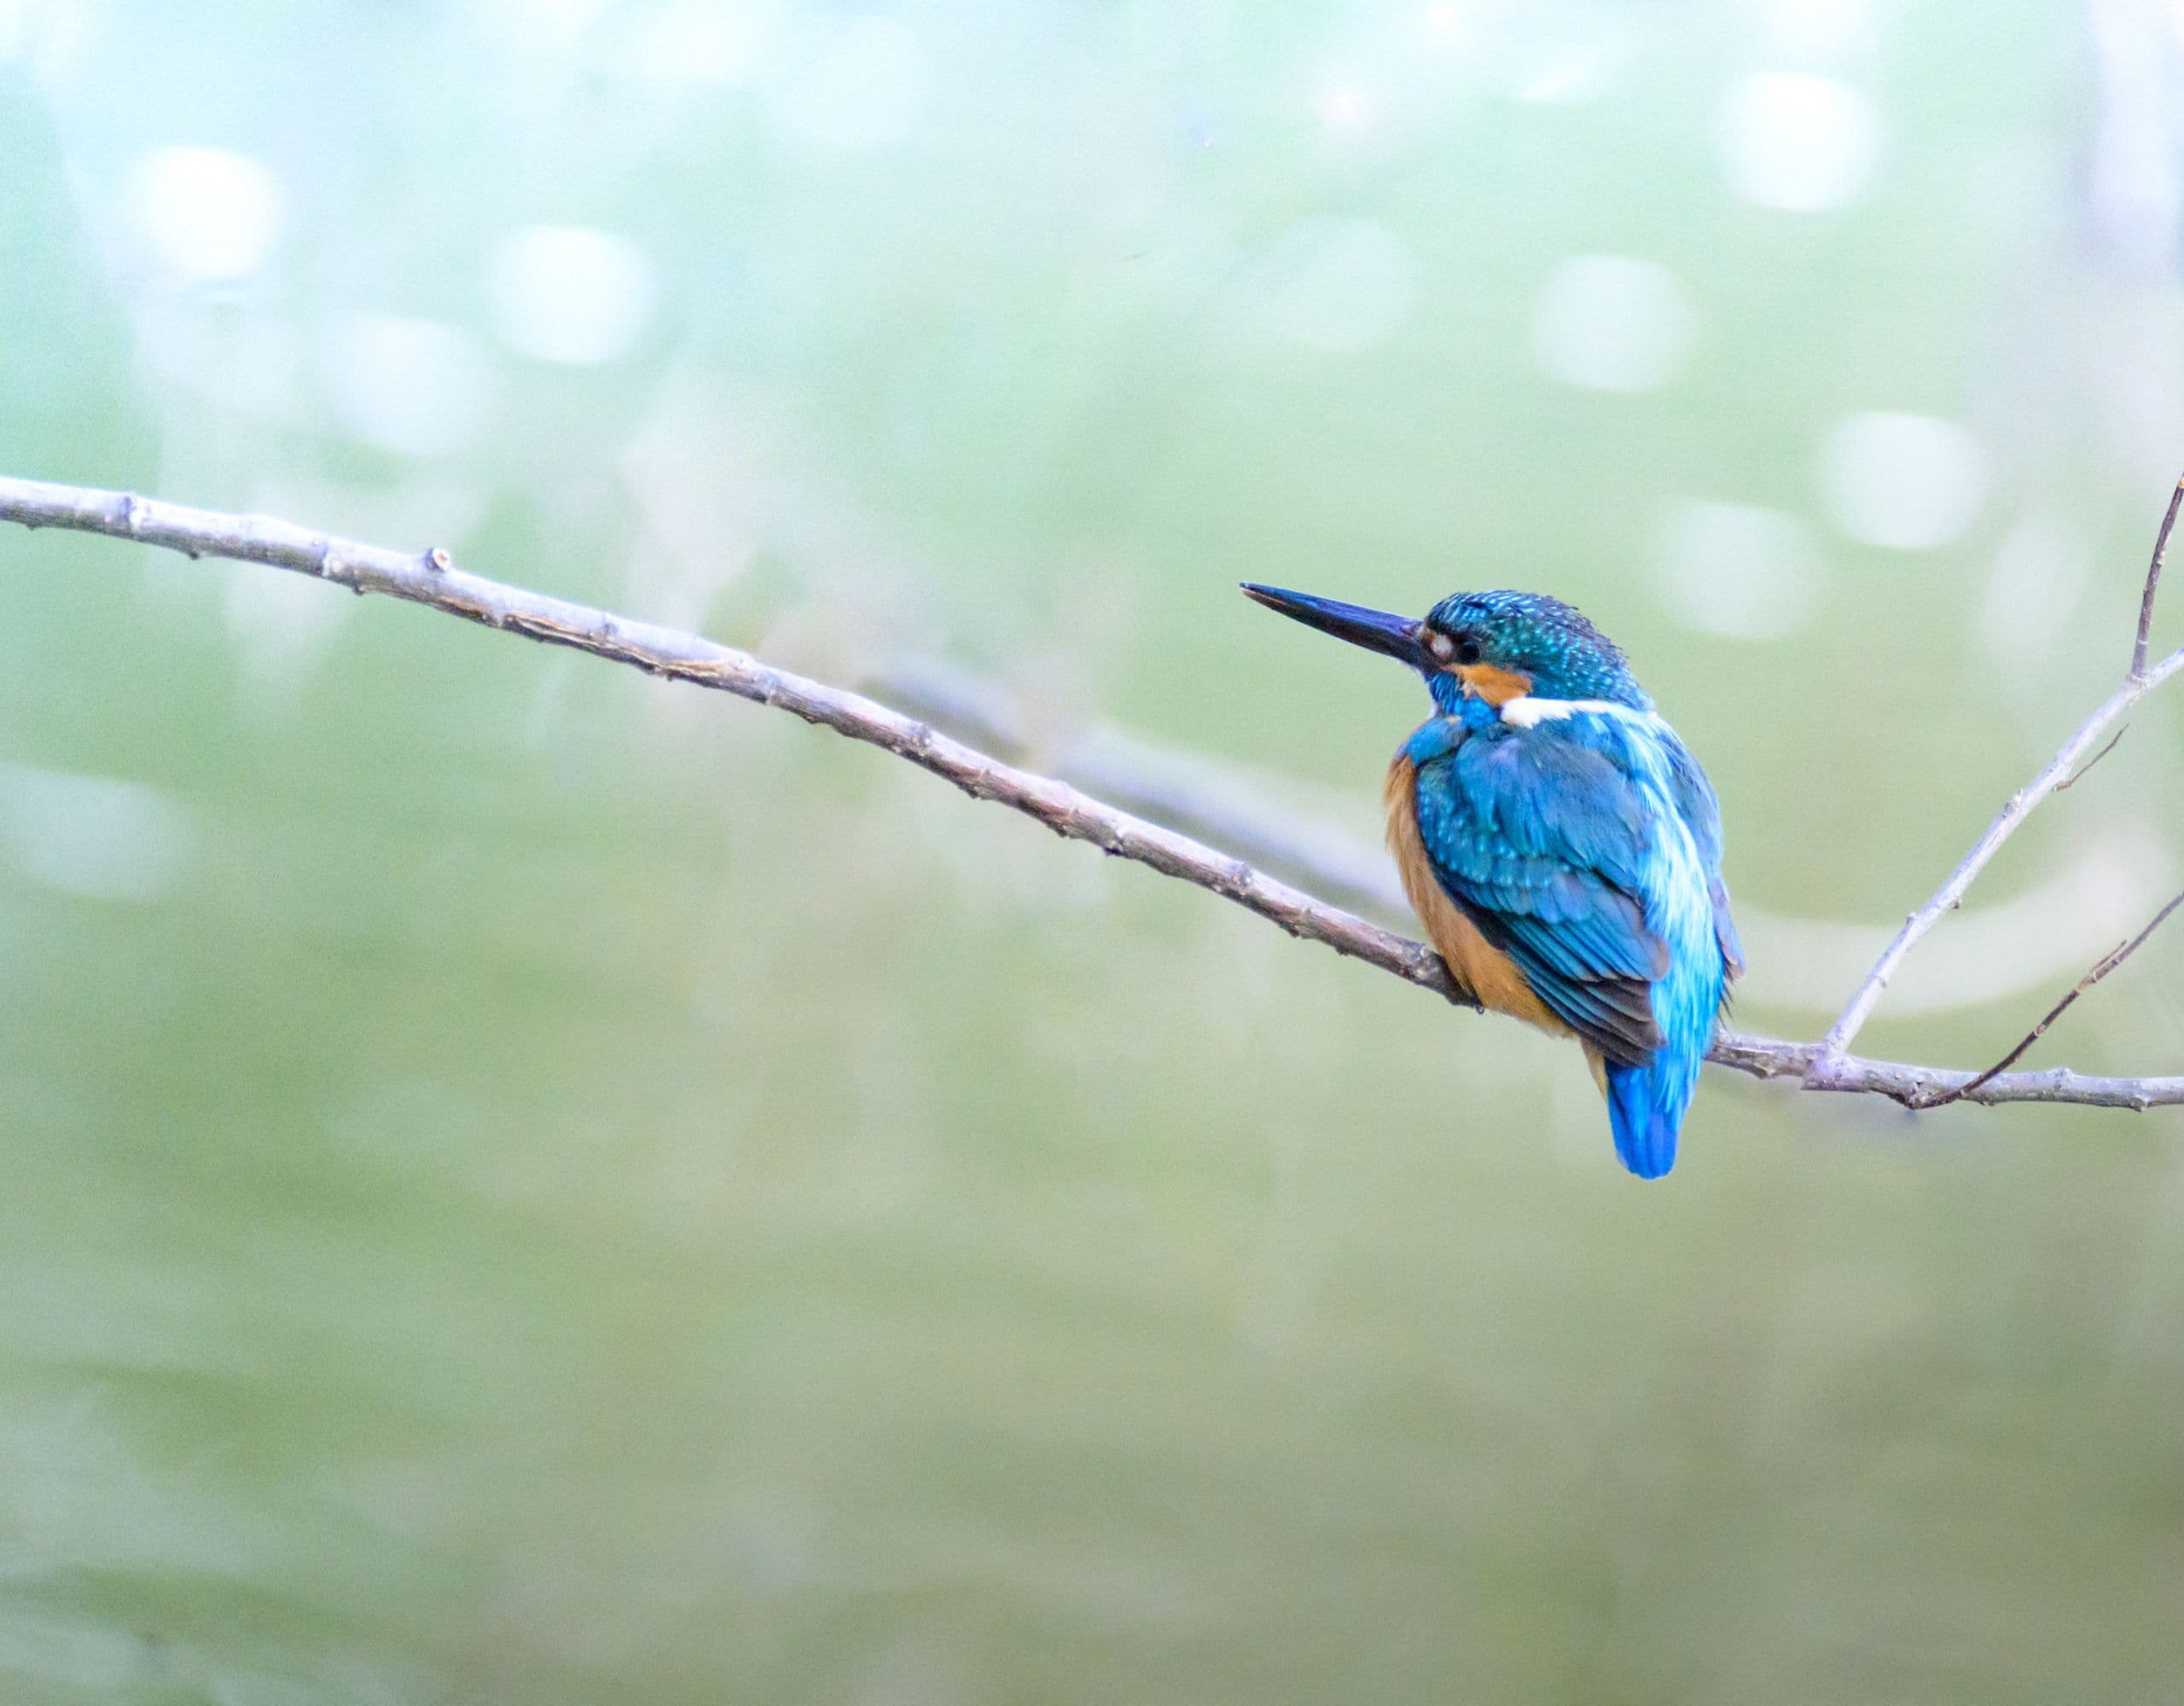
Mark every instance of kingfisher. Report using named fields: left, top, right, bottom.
left=1242, top=584, right=1743, bottom=1178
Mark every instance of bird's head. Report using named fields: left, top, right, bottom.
left=1240, top=583, right=1648, bottom=717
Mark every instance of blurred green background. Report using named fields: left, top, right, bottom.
left=3, top=0, right=2184, bottom=1700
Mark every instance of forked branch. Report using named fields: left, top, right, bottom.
left=1812, top=474, right=2184, bottom=1082
left=1911, top=891, right=2184, bottom=1110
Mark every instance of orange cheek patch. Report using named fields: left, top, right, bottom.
left=1455, top=662, right=1534, bottom=705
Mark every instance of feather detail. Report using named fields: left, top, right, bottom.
left=1385, top=755, right=1570, bottom=1038
left=1606, top=1060, right=1680, bottom=1179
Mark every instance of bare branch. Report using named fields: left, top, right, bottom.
left=2, top=473, right=2179, bottom=1112
left=1911, top=891, right=2184, bottom=1110
left=1815, top=473, right=2184, bottom=1074
left=874, top=657, right=1410, bottom=921
left=1710, top=1032, right=2181, bottom=1111
left=2134, top=473, right=2184, bottom=681
left=0, top=477, right=1458, bottom=1001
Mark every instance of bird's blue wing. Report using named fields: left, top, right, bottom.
left=1662, top=728, right=1745, bottom=979
left=1412, top=722, right=1670, bottom=1066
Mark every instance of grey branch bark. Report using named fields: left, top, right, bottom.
left=1, top=473, right=2178, bottom=1111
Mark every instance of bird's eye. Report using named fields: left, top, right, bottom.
left=1454, top=634, right=1484, bottom=665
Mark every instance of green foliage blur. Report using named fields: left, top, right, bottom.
left=2, top=1, right=2182, bottom=1700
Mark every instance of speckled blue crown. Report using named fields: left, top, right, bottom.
left=1429, top=590, right=1650, bottom=709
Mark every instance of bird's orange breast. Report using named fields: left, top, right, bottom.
left=1385, top=753, right=1571, bottom=1042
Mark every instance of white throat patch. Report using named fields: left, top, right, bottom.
left=1498, top=695, right=1630, bottom=729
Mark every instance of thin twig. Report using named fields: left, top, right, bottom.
left=1815, top=473, right=2184, bottom=1073
left=1913, top=891, right=2184, bottom=1110
left=1, top=473, right=2179, bottom=1111
left=2054, top=726, right=2127, bottom=791
left=2134, top=473, right=2184, bottom=681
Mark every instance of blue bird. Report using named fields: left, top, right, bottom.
left=1242, top=584, right=1743, bottom=1178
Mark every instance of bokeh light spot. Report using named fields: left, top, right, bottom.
left=126, top=146, right=285, bottom=284
left=0, top=765, right=192, bottom=902
left=1655, top=501, right=1826, bottom=639
left=488, top=226, right=658, bottom=365
left=620, top=0, right=778, bottom=86
left=1819, top=412, right=1989, bottom=550
left=1318, top=84, right=1370, bottom=131
left=771, top=17, right=928, bottom=151
left=1531, top=254, right=1696, bottom=392
left=1716, top=73, right=1880, bottom=211
left=322, top=315, right=494, bottom=457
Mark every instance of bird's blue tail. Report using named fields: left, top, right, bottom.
left=1605, top=1059, right=1691, bottom=1180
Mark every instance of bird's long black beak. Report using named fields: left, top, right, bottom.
left=1240, top=583, right=1432, bottom=670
